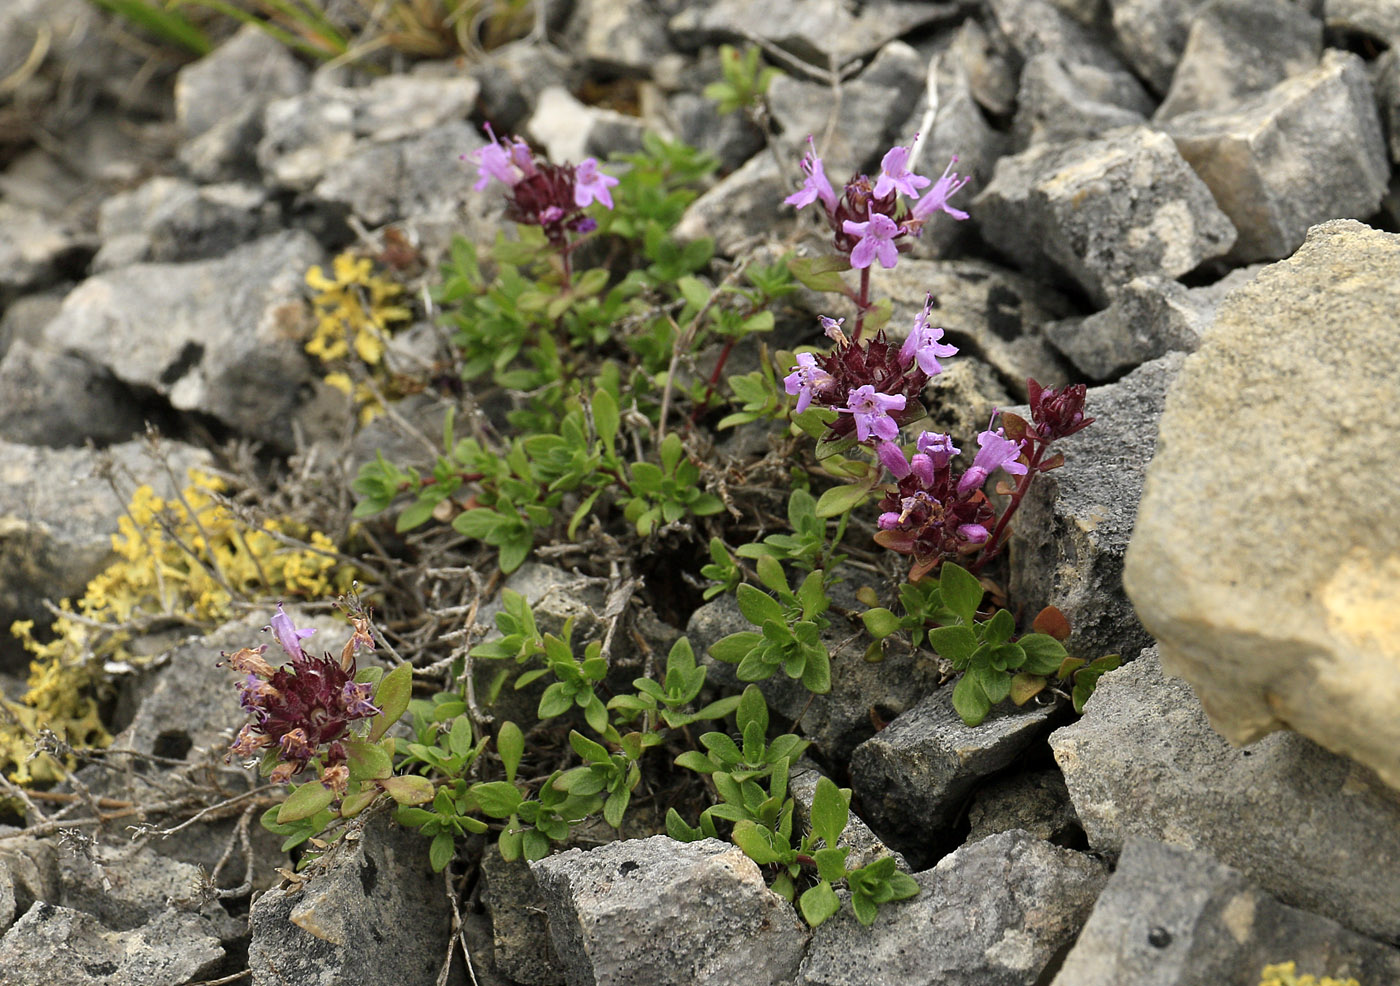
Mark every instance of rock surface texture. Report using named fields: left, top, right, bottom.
left=1124, top=219, right=1400, bottom=794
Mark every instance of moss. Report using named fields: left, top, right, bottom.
left=1260, top=961, right=1362, bottom=986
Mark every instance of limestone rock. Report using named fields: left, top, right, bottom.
left=1105, top=0, right=1207, bottom=94
left=1050, top=647, right=1400, bottom=942
left=973, top=127, right=1236, bottom=306
left=566, top=0, right=673, bottom=76
left=481, top=844, right=565, bottom=985
left=790, top=762, right=908, bottom=872
left=175, top=24, right=307, bottom=140
left=1123, top=219, right=1400, bottom=794
left=1051, top=838, right=1400, bottom=986
left=43, top=230, right=324, bottom=448
left=1013, top=52, right=1154, bottom=148
left=530, top=836, right=808, bottom=986
left=796, top=830, right=1106, bottom=986
left=94, top=177, right=275, bottom=271
left=527, top=86, right=647, bottom=167
left=675, top=152, right=787, bottom=258
left=0, top=340, right=143, bottom=447
left=1325, top=0, right=1400, bottom=47
left=1165, top=50, right=1389, bottom=262
left=965, top=769, right=1082, bottom=845
left=1155, top=0, right=1321, bottom=120
left=1010, top=354, right=1184, bottom=663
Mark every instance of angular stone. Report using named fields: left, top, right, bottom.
left=0, top=340, right=143, bottom=447
left=43, top=230, right=324, bottom=447
left=1166, top=50, right=1389, bottom=262
left=175, top=24, right=307, bottom=140
left=481, top=844, right=565, bottom=986
left=676, top=151, right=787, bottom=258
left=1009, top=353, right=1184, bottom=663
left=688, top=585, right=944, bottom=766
left=965, top=769, right=1082, bottom=845
left=1325, top=0, right=1400, bottom=47
left=1050, top=647, right=1400, bottom=942
left=796, top=830, right=1107, bottom=986
left=0, top=903, right=222, bottom=986
left=667, top=91, right=765, bottom=173
left=849, top=697, right=1057, bottom=864
left=470, top=43, right=571, bottom=134
left=95, top=177, right=274, bottom=271
left=0, top=292, right=64, bottom=358
left=973, top=127, right=1236, bottom=306
left=0, top=836, right=59, bottom=934
left=947, top=17, right=1018, bottom=118
left=988, top=0, right=1136, bottom=75
left=1106, top=0, right=1207, bottom=94
left=1377, top=48, right=1400, bottom=165
left=790, top=762, right=907, bottom=872
left=668, top=0, right=956, bottom=65
left=1051, top=838, right=1400, bottom=986
left=1155, top=0, right=1321, bottom=120
left=1012, top=52, right=1153, bottom=148
left=0, top=439, right=209, bottom=671
left=258, top=70, right=479, bottom=192
left=58, top=844, right=232, bottom=936
left=0, top=202, right=90, bottom=304
left=871, top=259, right=1075, bottom=398
left=527, top=86, right=647, bottom=167
left=567, top=0, right=672, bottom=75
left=1044, top=267, right=1260, bottom=381
left=530, top=836, right=808, bottom=986
left=248, top=810, right=448, bottom=986
left=767, top=42, right=926, bottom=175
left=1123, top=219, right=1400, bottom=793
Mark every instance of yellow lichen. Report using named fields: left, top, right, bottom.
left=1260, top=961, right=1361, bottom=986
left=305, top=252, right=411, bottom=366
left=1, top=470, right=356, bottom=786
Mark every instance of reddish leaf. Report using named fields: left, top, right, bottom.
left=1032, top=606, right=1072, bottom=641
left=1037, top=452, right=1065, bottom=473
left=999, top=412, right=1030, bottom=441
left=873, top=530, right=918, bottom=554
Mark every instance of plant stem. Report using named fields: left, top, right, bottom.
left=690, top=337, right=738, bottom=424
left=970, top=440, right=1047, bottom=574
left=851, top=267, right=871, bottom=342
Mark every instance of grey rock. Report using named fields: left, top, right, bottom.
left=1166, top=50, right=1389, bottom=263
left=0, top=340, right=142, bottom=447
left=973, top=127, right=1236, bottom=306
left=0, top=439, right=209, bottom=671
left=530, top=835, right=808, bottom=986
left=248, top=809, right=448, bottom=986
left=481, top=844, right=565, bottom=986
left=567, top=0, right=672, bottom=75
left=1106, top=0, right=1207, bottom=94
left=688, top=584, right=943, bottom=766
left=988, top=0, right=1136, bottom=75
left=527, top=86, right=648, bottom=166
left=175, top=24, right=308, bottom=140
left=668, top=0, right=956, bottom=65
left=1123, top=220, right=1400, bottom=794
left=1012, top=52, right=1154, bottom=148
left=258, top=70, right=480, bottom=192
left=1376, top=47, right=1400, bottom=164
left=0, top=291, right=65, bottom=358
left=58, top=843, right=233, bottom=936
left=94, top=177, right=275, bottom=270
left=1052, top=838, right=1400, bottom=985
left=676, top=151, right=787, bottom=258
left=1325, top=0, right=1400, bottom=46
left=1009, top=353, right=1184, bottom=663
left=796, top=830, right=1107, bottom=986
left=43, top=230, right=325, bottom=447
left=790, top=762, right=908, bottom=872
left=666, top=91, right=765, bottom=173
left=965, top=769, right=1081, bottom=845
left=768, top=41, right=926, bottom=173
left=471, top=42, right=572, bottom=134
left=1045, top=267, right=1260, bottom=381
left=871, top=260, right=1075, bottom=400
left=0, top=903, right=223, bottom=986
left=947, top=17, right=1019, bottom=118
left=1156, top=0, right=1321, bottom=120
left=0, top=837, right=60, bottom=933
left=1050, top=647, right=1400, bottom=942
left=848, top=697, right=1058, bottom=861
left=0, top=201, right=90, bottom=304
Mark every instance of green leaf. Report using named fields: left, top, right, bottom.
left=498, top=535, right=532, bottom=574
left=277, top=782, right=336, bottom=824
left=983, top=608, right=1015, bottom=645
left=523, top=829, right=552, bottom=861
left=736, top=584, right=785, bottom=627
left=926, top=625, right=978, bottom=665
left=800, top=647, right=832, bottom=694
left=886, top=870, right=920, bottom=900
left=449, top=716, right=475, bottom=758
left=666, top=807, right=704, bottom=842
left=471, top=781, right=524, bottom=817
left=709, top=632, right=762, bottom=664
left=1018, top=634, right=1069, bottom=675
left=974, top=662, right=1012, bottom=703
left=378, top=774, right=435, bottom=805
left=1009, top=672, right=1047, bottom=706
left=799, top=880, right=842, bottom=927
left=814, top=484, right=871, bottom=518
left=851, top=891, right=879, bottom=926
left=736, top=684, right=768, bottom=737
left=369, top=663, right=413, bottom=742
left=497, top=721, right=524, bottom=783
left=731, top=820, right=781, bottom=864
left=952, top=673, right=992, bottom=726
left=939, top=564, right=983, bottom=626
left=429, top=831, right=455, bottom=872
left=674, top=750, right=716, bottom=773
left=592, top=388, right=619, bottom=454
left=861, top=607, right=901, bottom=639
left=809, top=776, right=849, bottom=848
left=538, top=682, right=573, bottom=718
left=344, top=737, right=392, bottom=782
left=814, top=845, right=852, bottom=883
left=569, top=730, right=611, bottom=764
left=395, top=498, right=437, bottom=533
left=788, top=256, right=850, bottom=293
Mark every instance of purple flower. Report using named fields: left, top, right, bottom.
left=958, top=523, right=990, bottom=543
left=783, top=352, right=835, bottom=413
left=467, top=123, right=532, bottom=190
left=876, top=440, right=912, bottom=479
left=910, top=156, right=971, bottom=224
left=843, top=214, right=901, bottom=269
left=341, top=680, right=380, bottom=718
left=573, top=157, right=619, bottom=209
left=840, top=385, right=905, bottom=442
left=956, top=427, right=1027, bottom=496
left=915, top=431, right=960, bottom=463
left=268, top=604, right=315, bottom=660
left=898, top=296, right=958, bottom=375
left=873, top=139, right=931, bottom=200
left=878, top=511, right=902, bottom=530
left=818, top=315, right=846, bottom=341
left=785, top=135, right=837, bottom=213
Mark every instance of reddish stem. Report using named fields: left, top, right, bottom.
left=690, top=337, right=738, bottom=424
left=970, top=439, right=1047, bottom=574
left=851, top=267, right=871, bottom=342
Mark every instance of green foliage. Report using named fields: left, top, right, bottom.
left=699, top=537, right=742, bottom=601
left=622, top=433, right=725, bottom=536
left=703, top=45, right=780, bottom=115
left=736, top=488, right=848, bottom=572
left=608, top=637, right=742, bottom=728
left=708, top=557, right=834, bottom=694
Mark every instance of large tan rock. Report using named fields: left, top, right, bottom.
left=1124, top=219, right=1400, bottom=790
